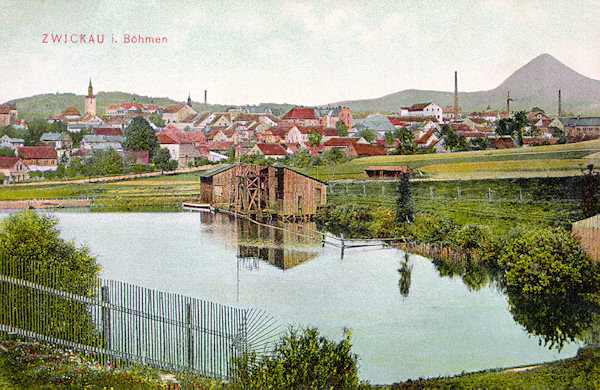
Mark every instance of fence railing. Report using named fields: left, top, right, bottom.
left=0, top=273, right=281, bottom=380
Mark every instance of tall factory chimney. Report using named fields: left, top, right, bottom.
left=558, top=90, right=562, bottom=117
left=454, top=71, right=458, bottom=120
left=204, top=90, right=207, bottom=112
left=506, top=91, right=512, bottom=118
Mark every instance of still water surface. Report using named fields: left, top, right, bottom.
left=45, top=211, right=577, bottom=384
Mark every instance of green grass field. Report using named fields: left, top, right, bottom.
left=328, top=176, right=586, bottom=233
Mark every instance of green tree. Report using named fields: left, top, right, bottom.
left=0, top=211, right=101, bottom=344
left=440, top=125, right=467, bottom=151
left=335, top=119, right=348, bottom=136
left=0, top=147, right=15, bottom=157
left=396, top=174, right=413, bottom=223
left=499, top=227, right=600, bottom=296
left=148, top=112, right=166, bottom=127
left=84, top=149, right=125, bottom=176
left=123, top=117, right=159, bottom=159
left=308, top=130, right=323, bottom=146
left=235, top=327, right=361, bottom=389
left=153, top=148, right=178, bottom=171
left=580, top=164, right=599, bottom=218
left=362, top=130, right=375, bottom=143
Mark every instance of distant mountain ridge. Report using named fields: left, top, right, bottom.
left=331, top=54, right=600, bottom=115
left=5, top=54, right=600, bottom=119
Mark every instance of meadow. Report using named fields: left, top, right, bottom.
left=301, top=139, right=600, bottom=181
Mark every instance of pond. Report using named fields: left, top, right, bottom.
left=39, top=211, right=579, bottom=384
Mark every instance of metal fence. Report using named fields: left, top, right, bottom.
left=0, top=271, right=281, bottom=380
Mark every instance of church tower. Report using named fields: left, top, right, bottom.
left=85, top=79, right=96, bottom=116
left=187, top=92, right=192, bottom=107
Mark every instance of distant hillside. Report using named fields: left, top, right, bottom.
left=332, top=54, right=600, bottom=115
left=3, top=92, right=295, bottom=121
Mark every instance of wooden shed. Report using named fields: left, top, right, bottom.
left=364, top=165, right=415, bottom=178
left=200, top=163, right=327, bottom=221
left=573, top=214, right=600, bottom=262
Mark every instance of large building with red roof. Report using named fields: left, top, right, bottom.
left=281, top=107, right=320, bottom=127
left=17, top=146, right=58, bottom=170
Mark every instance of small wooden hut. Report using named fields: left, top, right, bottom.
left=573, top=214, right=600, bottom=262
left=200, top=163, right=327, bottom=221
left=364, top=165, right=415, bottom=178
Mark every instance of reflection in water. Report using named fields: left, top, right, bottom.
left=398, top=253, right=412, bottom=298
left=200, top=212, right=324, bottom=270
left=507, top=290, right=600, bottom=351
left=430, top=255, right=600, bottom=351
left=432, top=258, right=503, bottom=292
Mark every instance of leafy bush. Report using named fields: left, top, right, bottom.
left=234, top=327, right=363, bottom=389
left=406, top=214, right=458, bottom=245
left=499, top=227, right=600, bottom=295
left=0, top=211, right=101, bottom=344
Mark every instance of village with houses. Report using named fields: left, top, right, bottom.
left=0, top=77, right=599, bottom=185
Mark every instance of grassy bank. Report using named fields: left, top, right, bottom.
left=393, top=346, right=600, bottom=389
left=0, top=172, right=204, bottom=211
left=0, top=335, right=222, bottom=389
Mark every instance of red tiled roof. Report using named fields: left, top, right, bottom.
left=157, top=134, right=177, bottom=144
left=120, top=102, right=145, bottom=110
left=163, top=105, right=185, bottom=113
left=163, top=128, right=207, bottom=144
left=407, top=103, right=431, bottom=111
left=323, top=137, right=360, bottom=147
left=319, top=127, right=338, bottom=137
left=62, top=106, right=81, bottom=117
left=0, top=105, right=17, bottom=115
left=450, top=123, right=471, bottom=132
left=109, top=117, right=130, bottom=125
left=17, top=146, right=57, bottom=159
left=416, top=131, right=434, bottom=145
left=107, top=105, right=119, bottom=110
left=468, top=118, right=486, bottom=124
left=208, top=141, right=234, bottom=151
left=297, top=126, right=323, bottom=134
left=282, top=108, right=316, bottom=120
left=488, top=137, right=517, bottom=149
left=93, top=127, right=123, bottom=136
left=256, top=143, right=287, bottom=156
left=456, top=131, right=486, bottom=138
left=388, top=116, right=436, bottom=126
left=0, top=157, right=20, bottom=169
left=350, top=143, right=386, bottom=156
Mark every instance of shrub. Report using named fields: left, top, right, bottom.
left=234, top=327, right=362, bottom=389
left=499, top=227, right=600, bottom=295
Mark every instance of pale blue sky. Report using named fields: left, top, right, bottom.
left=2, top=0, right=599, bottom=106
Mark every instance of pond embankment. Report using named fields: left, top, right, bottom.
left=0, top=198, right=90, bottom=209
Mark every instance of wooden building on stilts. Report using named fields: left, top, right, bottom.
left=199, top=163, right=327, bottom=221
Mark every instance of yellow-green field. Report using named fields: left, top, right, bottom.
left=302, top=140, right=600, bottom=181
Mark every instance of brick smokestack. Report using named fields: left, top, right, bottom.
left=558, top=90, right=562, bottom=117
left=454, top=71, right=458, bottom=120
left=507, top=91, right=511, bottom=118
left=204, top=90, right=207, bottom=112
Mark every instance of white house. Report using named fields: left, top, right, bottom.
left=400, top=102, right=443, bottom=122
